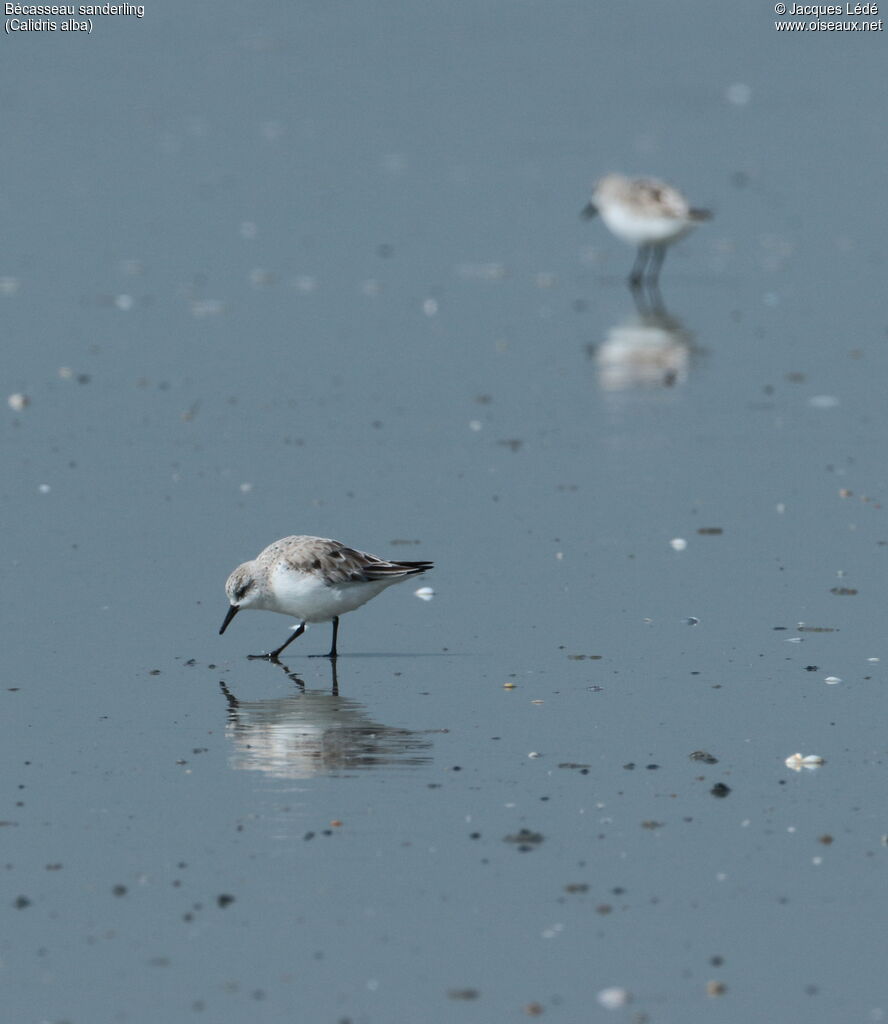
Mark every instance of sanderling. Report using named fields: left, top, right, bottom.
left=219, top=535, right=433, bottom=659
left=582, top=174, right=711, bottom=286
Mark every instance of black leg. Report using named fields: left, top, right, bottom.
left=629, top=245, right=651, bottom=287
left=647, top=244, right=666, bottom=285
left=309, top=616, right=340, bottom=659
left=248, top=622, right=306, bottom=661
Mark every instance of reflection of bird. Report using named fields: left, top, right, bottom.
left=219, top=535, right=433, bottom=659
left=582, top=174, right=711, bottom=286
left=218, top=681, right=433, bottom=779
left=594, top=290, right=693, bottom=390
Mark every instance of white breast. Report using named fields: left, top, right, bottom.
left=600, top=203, right=691, bottom=246
left=268, top=563, right=395, bottom=622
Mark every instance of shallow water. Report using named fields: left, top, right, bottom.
left=3, top=3, right=888, bottom=1022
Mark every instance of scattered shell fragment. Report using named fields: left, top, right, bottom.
left=380, top=152, right=407, bottom=175
left=414, top=587, right=435, bottom=601
left=7, top=393, right=29, bottom=411
left=190, top=299, right=225, bottom=317
left=597, top=987, right=631, bottom=1010
left=785, top=753, right=825, bottom=772
left=824, top=676, right=842, bottom=686
left=249, top=268, right=275, bottom=288
left=456, top=262, right=506, bottom=281
left=502, top=682, right=516, bottom=689
left=706, top=980, right=728, bottom=996
left=670, top=537, right=687, bottom=551
left=260, top=120, right=284, bottom=142
left=726, top=81, right=752, bottom=106
left=808, top=394, right=839, bottom=409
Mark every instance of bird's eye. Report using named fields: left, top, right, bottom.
left=234, top=583, right=251, bottom=601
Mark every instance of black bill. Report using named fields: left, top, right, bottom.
left=219, top=605, right=239, bottom=635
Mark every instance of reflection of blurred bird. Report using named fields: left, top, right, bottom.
left=582, top=174, right=711, bottom=286
left=219, top=535, right=433, bottom=659
left=594, top=295, right=693, bottom=391
left=219, top=682, right=432, bottom=779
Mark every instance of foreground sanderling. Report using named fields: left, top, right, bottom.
left=582, top=174, right=711, bottom=286
left=219, top=535, right=433, bottom=659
